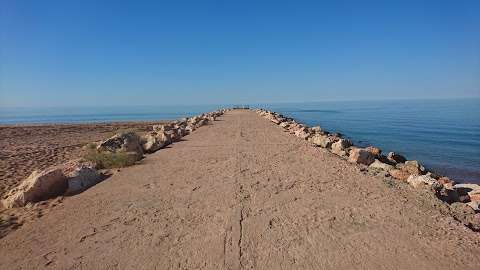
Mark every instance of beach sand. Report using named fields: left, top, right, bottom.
left=1, top=110, right=479, bottom=269
left=0, top=121, right=165, bottom=199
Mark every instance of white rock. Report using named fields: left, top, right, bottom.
left=407, top=175, right=437, bottom=189
left=2, top=168, right=67, bottom=208
left=369, top=159, right=394, bottom=171
left=65, top=164, right=101, bottom=195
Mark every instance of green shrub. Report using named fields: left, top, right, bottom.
left=83, top=149, right=138, bottom=169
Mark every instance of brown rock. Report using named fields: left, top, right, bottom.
left=389, top=169, right=411, bottom=181
left=365, top=146, right=381, bottom=157
left=348, top=147, right=375, bottom=166
left=437, top=177, right=454, bottom=185
left=294, top=127, right=311, bottom=140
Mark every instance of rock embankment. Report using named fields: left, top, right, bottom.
left=1, top=109, right=228, bottom=209
left=255, top=108, right=480, bottom=231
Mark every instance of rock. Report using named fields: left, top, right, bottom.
left=294, top=127, right=311, bottom=140
left=348, top=147, right=375, bottom=166
left=365, top=146, right=381, bottom=157
left=64, top=162, right=101, bottom=195
left=425, top=171, right=441, bottom=180
left=389, top=169, right=411, bottom=181
left=271, top=118, right=281, bottom=124
left=311, top=135, right=336, bottom=148
left=279, top=122, right=290, bottom=128
left=165, top=129, right=181, bottom=142
left=397, top=162, right=423, bottom=175
left=450, top=202, right=480, bottom=231
left=435, top=185, right=460, bottom=204
left=454, top=184, right=480, bottom=201
left=437, top=177, right=454, bottom=185
left=368, top=159, right=394, bottom=171
left=406, top=175, right=437, bottom=189
left=470, top=191, right=480, bottom=202
left=196, top=119, right=208, bottom=127
left=2, top=168, right=67, bottom=208
left=311, top=126, right=322, bottom=133
left=153, top=124, right=172, bottom=132
left=466, top=201, right=480, bottom=212
left=141, top=132, right=170, bottom=153
left=185, top=124, right=196, bottom=134
left=387, top=152, right=407, bottom=164
left=331, top=139, right=352, bottom=156
left=97, top=131, right=143, bottom=158
left=403, top=160, right=425, bottom=174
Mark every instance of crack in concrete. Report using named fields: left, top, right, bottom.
left=238, top=207, right=244, bottom=269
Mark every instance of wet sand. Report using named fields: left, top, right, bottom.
left=1, top=110, right=479, bottom=269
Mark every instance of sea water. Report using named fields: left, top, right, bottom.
left=263, top=98, right=480, bottom=184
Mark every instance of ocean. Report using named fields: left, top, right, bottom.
left=1, top=98, right=479, bottom=184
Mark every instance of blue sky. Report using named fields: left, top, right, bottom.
left=1, top=0, right=479, bottom=107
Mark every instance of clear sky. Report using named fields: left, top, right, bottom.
left=1, top=0, right=479, bottom=107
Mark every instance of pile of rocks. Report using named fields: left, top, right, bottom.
left=2, top=160, right=101, bottom=208
left=1, top=109, right=228, bottom=208
left=255, top=108, right=480, bottom=230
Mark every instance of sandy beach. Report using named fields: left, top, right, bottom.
left=0, top=110, right=479, bottom=269
left=0, top=121, right=167, bottom=199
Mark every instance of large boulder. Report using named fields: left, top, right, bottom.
left=400, top=160, right=425, bottom=175
left=311, top=135, right=336, bottom=148
left=141, top=132, right=169, bottom=153
left=293, top=127, right=311, bottom=140
left=348, top=147, right=375, bottom=166
left=368, top=159, right=394, bottom=171
left=165, top=129, right=181, bottom=142
left=2, top=168, right=67, bottom=208
left=97, top=131, right=143, bottom=158
left=406, top=174, right=437, bottom=189
left=64, top=161, right=102, bottom=195
left=331, top=139, right=352, bottom=156
left=2, top=160, right=104, bottom=208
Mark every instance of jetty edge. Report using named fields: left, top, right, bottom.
left=255, top=108, right=480, bottom=231
left=1, top=109, right=230, bottom=209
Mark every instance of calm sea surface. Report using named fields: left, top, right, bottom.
left=1, top=99, right=479, bottom=184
